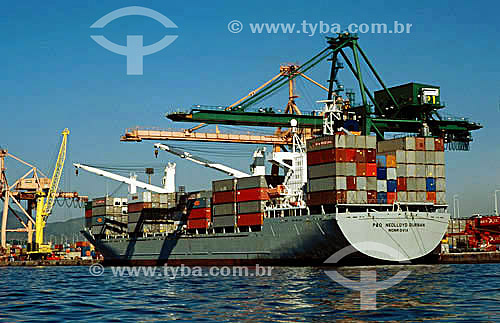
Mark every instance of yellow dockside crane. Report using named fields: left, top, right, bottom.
left=32, top=128, right=70, bottom=255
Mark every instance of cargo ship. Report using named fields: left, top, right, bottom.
left=80, top=34, right=481, bottom=265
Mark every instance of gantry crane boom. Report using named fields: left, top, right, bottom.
left=73, top=163, right=171, bottom=194
left=154, top=143, right=250, bottom=178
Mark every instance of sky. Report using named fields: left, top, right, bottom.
left=1, top=0, right=499, bottom=222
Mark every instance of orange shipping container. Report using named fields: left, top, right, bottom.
left=386, top=154, right=397, bottom=168
left=345, top=149, right=356, bottom=162
left=366, top=163, right=377, bottom=177
left=387, top=192, right=397, bottom=204
left=187, top=218, right=210, bottom=230
left=335, top=148, right=346, bottom=162
left=426, top=192, right=436, bottom=203
left=434, top=138, right=445, bottom=151
left=128, top=202, right=152, bottom=213
left=355, top=149, right=366, bottom=163
left=237, top=213, right=264, bottom=227
left=356, top=163, right=367, bottom=176
left=188, top=207, right=211, bottom=220
left=236, top=188, right=269, bottom=202
left=416, top=138, right=426, bottom=151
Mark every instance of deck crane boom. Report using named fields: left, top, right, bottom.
left=73, top=163, right=173, bottom=194
left=154, top=143, right=252, bottom=178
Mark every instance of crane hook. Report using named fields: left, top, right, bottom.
left=154, top=149, right=158, bottom=158
left=75, top=168, right=79, bottom=176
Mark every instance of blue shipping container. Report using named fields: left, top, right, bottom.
left=377, top=167, right=387, bottom=180
left=377, top=192, right=387, bottom=204
left=387, top=180, right=397, bottom=192
left=426, top=178, right=436, bottom=192
left=376, top=155, right=386, bottom=167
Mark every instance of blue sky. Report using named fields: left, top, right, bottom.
left=1, top=0, right=499, bottom=221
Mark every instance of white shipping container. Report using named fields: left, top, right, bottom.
left=345, top=163, right=356, bottom=176
left=435, top=151, right=445, bottom=165
left=396, top=164, right=407, bottom=177
left=426, top=165, right=436, bottom=177
left=357, top=177, right=367, bottom=190
left=436, top=165, right=446, bottom=178
left=367, top=177, right=377, bottom=191
left=425, top=137, right=435, bottom=151
left=397, top=191, right=408, bottom=202
left=407, top=178, right=417, bottom=191
left=425, top=151, right=436, bottom=164
left=377, top=180, right=387, bottom=192
left=366, top=136, right=377, bottom=149
left=415, top=151, right=426, bottom=164
left=356, top=191, right=368, bottom=204
left=355, top=136, right=366, bottom=149
left=417, top=191, right=427, bottom=202
left=396, top=150, right=406, bottom=164
left=408, top=192, right=417, bottom=202
left=336, top=177, right=347, bottom=190
left=335, top=134, right=346, bottom=148
left=346, top=135, right=357, bottom=148
left=437, top=192, right=447, bottom=204
left=387, top=168, right=397, bottom=180
left=416, top=178, right=427, bottom=191
left=347, top=191, right=357, bottom=203
left=416, top=165, right=426, bottom=177
left=406, top=164, right=417, bottom=177
left=406, top=151, right=416, bottom=164
left=436, top=178, right=446, bottom=191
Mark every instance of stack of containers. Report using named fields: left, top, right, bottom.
left=127, top=192, right=152, bottom=234
left=186, top=191, right=212, bottom=230
left=236, top=176, right=270, bottom=227
left=212, top=179, right=237, bottom=228
left=90, top=197, right=126, bottom=235
left=306, top=134, right=377, bottom=205
left=377, top=137, right=446, bottom=204
left=84, top=201, right=92, bottom=228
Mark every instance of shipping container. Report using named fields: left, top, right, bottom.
left=376, top=155, right=386, bottom=167
left=415, top=151, right=426, bottom=164
left=356, top=191, right=368, bottom=204
left=377, top=167, right=387, bottom=180
left=395, top=150, right=406, bottom=164
left=367, top=190, right=377, bottom=203
left=212, top=191, right=236, bottom=204
left=406, top=150, right=416, bottom=164
left=406, top=164, right=417, bottom=177
left=236, top=176, right=268, bottom=190
left=387, top=192, right=397, bottom=204
left=308, top=163, right=337, bottom=179
left=437, top=192, right=447, bottom=204
left=415, top=138, right=426, bottom=151
left=306, top=135, right=336, bottom=152
left=426, top=192, right=436, bottom=203
left=357, top=177, right=367, bottom=190
left=426, top=178, right=436, bottom=192
left=213, top=203, right=236, bottom=216
left=397, top=177, right=407, bottom=191
left=387, top=180, right=397, bottom=193
left=425, top=137, right=435, bottom=151
left=188, top=207, right=211, bottom=220
left=407, top=178, right=417, bottom=191
left=346, top=191, right=357, bottom=204
left=213, top=215, right=236, bottom=228
left=238, top=200, right=266, bottom=214
left=397, top=191, right=408, bottom=202
left=187, top=218, right=210, bottom=230
left=346, top=135, right=357, bottom=148
left=386, top=154, right=397, bottom=168
left=416, top=178, right=427, bottom=191
left=355, top=149, right=366, bottom=163
left=377, top=192, right=387, bottom=204
left=387, top=168, right=397, bottom=180
left=366, top=149, right=376, bottom=163
left=367, top=177, right=377, bottom=191
left=425, top=151, right=436, bottom=164
left=436, top=165, right=446, bottom=178
left=366, top=136, right=377, bottom=149
left=237, top=213, right=264, bottom=227
left=417, top=191, right=427, bottom=202
left=355, top=136, right=366, bottom=149
left=396, top=164, right=407, bottom=177
left=436, top=178, right=446, bottom=192
left=408, top=192, right=417, bottom=202
left=307, top=190, right=339, bottom=206
left=191, top=197, right=211, bottom=209
left=92, top=197, right=114, bottom=207
left=85, top=209, right=92, bottom=219
left=212, top=178, right=237, bottom=192
left=236, top=187, right=269, bottom=202
left=128, top=202, right=152, bottom=213
left=347, top=177, right=357, bottom=190
left=434, top=138, right=445, bottom=151
left=435, top=151, right=445, bottom=165
left=416, top=165, right=426, bottom=177
left=377, top=180, right=387, bottom=192
left=377, top=137, right=415, bottom=152
left=335, top=148, right=346, bottom=162
left=366, top=163, right=377, bottom=177
left=345, top=163, right=356, bottom=176
left=356, top=163, right=367, bottom=176
left=345, top=149, right=356, bottom=162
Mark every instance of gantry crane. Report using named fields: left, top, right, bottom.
left=0, top=129, right=88, bottom=256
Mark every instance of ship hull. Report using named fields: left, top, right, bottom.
left=84, top=211, right=449, bottom=266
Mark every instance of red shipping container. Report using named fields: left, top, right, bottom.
left=426, top=192, right=436, bottom=203
left=337, top=190, right=347, bottom=204
left=367, top=190, right=377, bottom=204
left=307, top=191, right=337, bottom=206
left=345, top=149, right=356, bottom=162
left=479, top=217, right=500, bottom=227
left=356, top=163, right=367, bottom=176
left=335, top=148, right=346, bottom=162
left=397, top=177, right=407, bottom=191
left=237, top=213, right=264, bottom=226
left=188, top=207, right=211, bottom=220
left=307, top=149, right=335, bottom=165
left=387, top=192, right=397, bottom=204
left=187, top=218, right=210, bottom=230
left=236, top=188, right=269, bottom=202
left=366, top=149, right=376, bottom=163
left=434, top=138, right=445, bottom=151
left=355, top=149, right=366, bottom=163
left=212, top=191, right=236, bottom=204
left=416, top=138, right=426, bottom=150
left=366, top=163, right=377, bottom=177
left=85, top=209, right=92, bottom=218
left=347, top=176, right=357, bottom=190
left=128, top=202, right=152, bottom=213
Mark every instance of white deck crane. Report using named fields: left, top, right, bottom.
left=73, top=163, right=174, bottom=194
left=154, top=143, right=254, bottom=178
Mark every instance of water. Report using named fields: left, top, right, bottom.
left=1, top=264, right=499, bottom=322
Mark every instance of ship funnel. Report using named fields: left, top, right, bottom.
left=162, top=162, right=176, bottom=193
